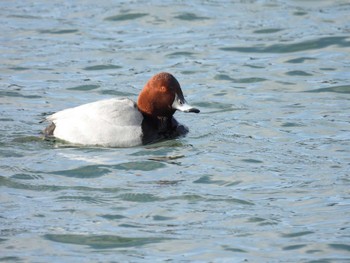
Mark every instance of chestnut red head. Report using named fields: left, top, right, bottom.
left=137, top=72, right=199, bottom=118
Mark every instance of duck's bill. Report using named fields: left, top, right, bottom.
left=172, top=98, right=200, bottom=113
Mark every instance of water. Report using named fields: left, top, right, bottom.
left=1, top=0, right=350, bottom=262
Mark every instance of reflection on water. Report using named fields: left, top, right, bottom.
left=1, top=0, right=350, bottom=262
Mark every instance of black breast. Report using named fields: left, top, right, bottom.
left=141, top=116, right=189, bottom=145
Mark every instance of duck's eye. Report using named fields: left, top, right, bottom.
left=178, top=99, right=183, bottom=105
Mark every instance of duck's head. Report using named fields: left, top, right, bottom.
left=137, top=72, right=200, bottom=118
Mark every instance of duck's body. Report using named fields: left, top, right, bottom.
left=45, top=98, right=143, bottom=147
left=44, top=72, right=199, bottom=147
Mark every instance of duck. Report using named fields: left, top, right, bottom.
left=44, top=72, right=200, bottom=147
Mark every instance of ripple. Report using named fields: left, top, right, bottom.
left=8, top=14, right=40, bottom=19
left=253, top=28, right=284, bottom=34
left=114, top=161, right=166, bottom=171
left=181, top=70, right=197, bottom=75
left=0, top=257, right=22, bottom=262
left=148, top=155, right=184, bottom=162
left=117, top=193, right=162, bottom=202
left=206, top=197, right=254, bottom=206
left=67, top=84, right=100, bottom=91
left=100, top=214, right=127, bottom=220
left=57, top=195, right=107, bottom=204
left=220, top=36, right=350, bottom=53
left=285, top=70, right=313, bottom=76
left=281, top=122, right=305, bottom=128
left=247, top=217, right=266, bottom=223
left=281, top=231, right=314, bottom=238
left=328, top=243, right=350, bottom=252
left=174, top=12, right=210, bottom=21
left=241, top=158, right=263, bottom=164
left=320, top=67, right=336, bottom=71
left=83, top=64, right=122, bottom=71
left=105, top=13, right=148, bottom=21
left=305, top=85, right=350, bottom=94
left=3, top=175, right=123, bottom=192
left=293, top=11, right=308, bottom=16
left=285, top=57, right=317, bottom=64
left=214, top=74, right=234, bottom=81
left=153, top=215, right=175, bottom=221
left=10, top=173, right=42, bottom=180
left=283, top=244, right=307, bottom=250
left=155, top=180, right=184, bottom=186
left=193, top=175, right=240, bottom=186
left=222, top=245, right=247, bottom=253
left=214, top=74, right=266, bottom=83
left=44, top=234, right=165, bottom=249
left=194, top=101, right=236, bottom=113
left=51, top=165, right=110, bottom=178
left=8, top=66, right=30, bottom=71
left=99, top=89, right=135, bottom=96
left=39, top=29, right=79, bottom=34
left=50, top=161, right=165, bottom=178
left=174, top=194, right=255, bottom=206
left=166, top=51, right=196, bottom=58
left=0, top=175, right=63, bottom=192
left=0, top=91, right=41, bottom=99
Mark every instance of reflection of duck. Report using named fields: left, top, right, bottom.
left=44, top=72, right=199, bottom=147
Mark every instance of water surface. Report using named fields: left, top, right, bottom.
left=1, top=0, right=350, bottom=262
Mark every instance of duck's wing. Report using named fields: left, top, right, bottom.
left=46, top=98, right=143, bottom=147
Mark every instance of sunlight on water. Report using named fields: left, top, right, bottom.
left=1, top=0, right=350, bottom=262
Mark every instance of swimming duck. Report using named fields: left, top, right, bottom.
left=44, top=72, right=199, bottom=147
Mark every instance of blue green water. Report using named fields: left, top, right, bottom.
left=1, top=0, right=350, bottom=262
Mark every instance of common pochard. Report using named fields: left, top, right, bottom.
left=44, top=72, right=200, bottom=147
